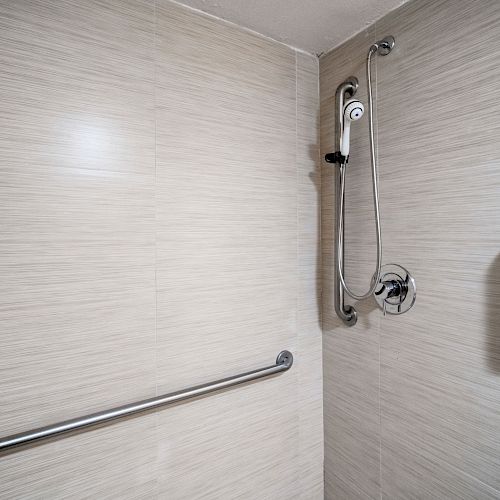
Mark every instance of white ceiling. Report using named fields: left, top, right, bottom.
left=173, top=0, right=407, bottom=55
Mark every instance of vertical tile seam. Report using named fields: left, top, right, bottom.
left=318, top=53, right=327, bottom=493
left=314, top=55, right=325, bottom=493
left=153, top=1, right=160, bottom=497
left=153, top=0, right=158, bottom=400
left=314, top=53, right=322, bottom=332
left=153, top=1, right=159, bottom=399
left=294, top=49, right=301, bottom=493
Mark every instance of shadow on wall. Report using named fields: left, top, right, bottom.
left=486, top=253, right=500, bottom=373
left=308, top=143, right=322, bottom=329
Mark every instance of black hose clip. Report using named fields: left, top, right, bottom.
left=325, top=151, right=348, bottom=164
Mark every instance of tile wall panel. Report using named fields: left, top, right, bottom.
left=154, top=3, right=305, bottom=497
left=321, top=0, right=500, bottom=498
left=320, top=26, right=382, bottom=500
left=297, top=51, right=323, bottom=499
left=0, top=0, right=322, bottom=498
left=0, top=0, right=158, bottom=496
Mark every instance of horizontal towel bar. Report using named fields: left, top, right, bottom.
left=0, top=350, right=293, bottom=452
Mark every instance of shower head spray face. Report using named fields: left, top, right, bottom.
left=341, top=99, right=364, bottom=157
left=345, top=99, right=364, bottom=120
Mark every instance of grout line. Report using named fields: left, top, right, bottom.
left=294, top=49, right=301, bottom=491
left=294, top=58, right=299, bottom=350
left=153, top=2, right=161, bottom=496
left=379, top=331, right=382, bottom=500
left=153, top=0, right=159, bottom=400
left=316, top=56, right=322, bottom=341
left=314, top=54, right=326, bottom=495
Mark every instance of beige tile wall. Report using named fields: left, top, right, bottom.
left=296, top=51, right=323, bottom=499
left=321, top=0, right=500, bottom=498
left=0, top=0, right=322, bottom=498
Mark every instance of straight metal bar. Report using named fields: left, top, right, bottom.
left=0, top=350, right=293, bottom=452
left=334, top=79, right=358, bottom=326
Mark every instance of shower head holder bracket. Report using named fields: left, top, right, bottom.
left=325, top=151, right=348, bottom=164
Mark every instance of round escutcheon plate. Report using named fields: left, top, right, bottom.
left=374, top=263, right=416, bottom=315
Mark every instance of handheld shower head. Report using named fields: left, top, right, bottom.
left=345, top=99, right=364, bottom=120
left=340, top=99, right=364, bottom=157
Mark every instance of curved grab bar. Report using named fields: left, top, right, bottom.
left=0, top=350, right=293, bottom=452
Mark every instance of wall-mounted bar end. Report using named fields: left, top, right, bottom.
left=342, top=306, right=357, bottom=326
left=276, top=350, right=293, bottom=369
left=0, top=350, right=294, bottom=453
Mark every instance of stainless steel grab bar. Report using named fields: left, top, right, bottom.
left=0, top=350, right=293, bottom=452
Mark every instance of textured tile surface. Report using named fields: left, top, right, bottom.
left=296, top=51, right=324, bottom=500
left=154, top=0, right=297, bottom=393
left=0, top=0, right=322, bottom=497
left=321, top=0, right=500, bottom=498
left=154, top=2, right=301, bottom=498
left=320, top=25, right=382, bottom=500
left=0, top=0, right=158, bottom=496
left=377, top=0, right=500, bottom=496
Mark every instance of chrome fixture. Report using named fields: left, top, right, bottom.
left=324, top=75, right=360, bottom=326
left=374, top=264, right=416, bottom=315
left=371, top=35, right=395, bottom=56
left=325, top=35, right=415, bottom=325
left=0, top=350, right=293, bottom=452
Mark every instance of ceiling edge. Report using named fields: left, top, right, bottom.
left=318, top=0, right=410, bottom=59
left=167, top=0, right=318, bottom=58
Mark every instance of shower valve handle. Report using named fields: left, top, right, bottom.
left=375, top=279, right=404, bottom=301
left=373, top=264, right=416, bottom=316
left=375, top=280, right=403, bottom=317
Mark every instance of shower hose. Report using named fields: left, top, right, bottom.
left=337, top=44, right=382, bottom=301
